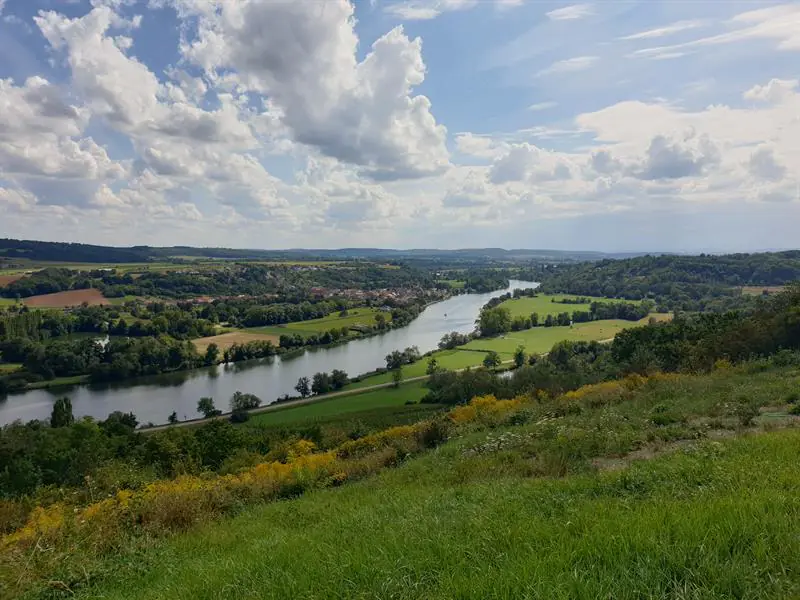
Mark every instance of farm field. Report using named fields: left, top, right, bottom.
left=347, top=315, right=670, bottom=389
left=249, top=381, right=429, bottom=427
left=0, top=363, right=21, bottom=373
left=22, top=288, right=110, bottom=308
left=464, top=316, right=664, bottom=356
left=191, top=331, right=280, bottom=353
left=0, top=274, right=24, bottom=287
left=499, top=293, right=641, bottom=319
left=247, top=308, right=389, bottom=338
left=741, top=285, right=786, bottom=296
left=0, top=297, right=18, bottom=307
left=436, top=279, right=466, bottom=289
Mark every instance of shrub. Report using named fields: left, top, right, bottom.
left=789, top=404, right=800, bottom=416
left=785, top=392, right=799, bottom=405
left=732, top=397, right=760, bottom=427
left=649, top=404, right=685, bottom=427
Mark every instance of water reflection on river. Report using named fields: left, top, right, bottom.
left=0, top=281, right=537, bottom=426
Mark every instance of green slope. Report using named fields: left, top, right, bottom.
left=71, top=366, right=800, bottom=600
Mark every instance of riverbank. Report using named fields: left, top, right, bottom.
left=141, top=315, right=646, bottom=430
left=0, top=281, right=538, bottom=426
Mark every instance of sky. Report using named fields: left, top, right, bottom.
left=0, top=0, right=798, bottom=252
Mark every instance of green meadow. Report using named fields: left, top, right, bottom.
left=249, top=381, right=429, bottom=426
left=500, top=293, right=642, bottom=319
left=247, top=307, right=389, bottom=338
left=67, top=364, right=800, bottom=600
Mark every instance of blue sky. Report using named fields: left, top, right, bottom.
left=0, top=0, right=798, bottom=251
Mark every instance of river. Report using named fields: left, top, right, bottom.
left=0, top=280, right=538, bottom=426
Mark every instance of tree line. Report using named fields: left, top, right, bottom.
left=476, top=301, right=653, bottom=337
left=532, top=252, right=800, bottom=311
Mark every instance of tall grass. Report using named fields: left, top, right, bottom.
left=73, top=430, right=800, bottom=600
left=3, top=364, right=800, bottom=598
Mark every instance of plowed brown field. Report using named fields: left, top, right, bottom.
left=192, top=331, right=281, bottom=353
left=24, top=289, right=110, bottom=308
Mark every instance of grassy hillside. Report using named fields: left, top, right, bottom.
left=77, top=431, right=800, bottom=600
left=7, top=363, right=799, bottom=599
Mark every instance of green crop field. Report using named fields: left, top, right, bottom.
left=249, top=381, right=429, bottom=426
left=500, top=293, right=641, bottom=319
left=247, top=308, right=389, bottom=337
left=0, top=363, right=21, bottom=373
left=463, top=318, right=654, bottom=356
left=69, top=364, right=800, bottom=600
left=0, top=297, right=18, bottom=307
left=436, top=279, right=466, bottom=289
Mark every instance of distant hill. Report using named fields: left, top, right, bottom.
left=0, top=238, right=652, bottom=265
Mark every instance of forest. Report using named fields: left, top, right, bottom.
left=533, top=251, right=800, bottom=310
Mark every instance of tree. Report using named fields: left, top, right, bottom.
left=514, top=345, right=526, bottom=368
left=386, top=350, right=404, bottom=370
left=426, top=357, right=440, bottom=375
left=168, top=411, right=178, bottom=425
left=330, top=369, right=349, bottom=390
left=230, top=390, right=261, bottom=412
left=197, top=397, right=221, bottom=418
left=312, top=372, right=332, bottom=395
left=375, top=313, right=387, bottom=330
left=50, top=397, right=74, bottom=428
left=295, top=376, right=311, bottom=398
left=477, top=306, right=512, bottom=337
left=530, top=312, right=539, bottom=327
left=392, top=367, right=403, bottom=388
left=483, top=351, right=501, bottom=369
left=204, top=343, right=220, bottom=366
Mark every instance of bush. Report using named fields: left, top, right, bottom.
left=415, top=418, right=451, bottom=449
left=733, top=397, right=760, bottom=427
left=785, top=392, right=799, bottom=405
left=230, top=409, right=250, bottom=423
left=789, top=404, right=800, bottom=416
left=649, top=404, right=685, bottom=427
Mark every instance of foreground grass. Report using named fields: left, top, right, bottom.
left=249, top=381, right=429, bottom=426
left=4, top=364, right=791, bottom=599
left=75, top=427, right=800, bottom=599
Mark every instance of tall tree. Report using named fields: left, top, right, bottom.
left=513, top=345, right=526, bottom=368
left=295, top=376, right=311, bottom=398
left=204, top=343, right=220, bottom=366
left=392, top=367, right=403, bottom=388
left=197, top=397, right=221, bottom=418
left=50, top=397, right=74, bottom=428
left=483, top=351, right=501, bottom=369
